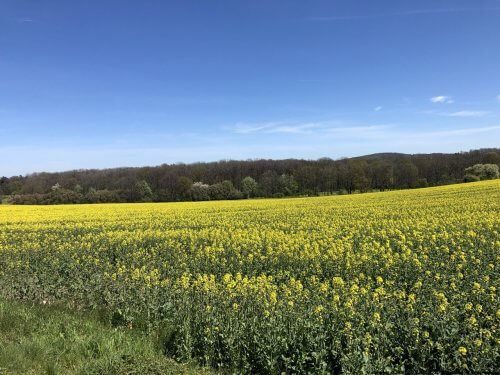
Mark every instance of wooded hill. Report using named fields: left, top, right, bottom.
left=1, top=148, right=499, bottom=204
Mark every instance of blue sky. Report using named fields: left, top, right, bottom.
left=1, top=0, right=500, bottom=176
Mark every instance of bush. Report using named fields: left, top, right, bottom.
left=464, top=164, right=499, bottom=181
left=464, top=174, right=480, bottom=183
left=132, top=180, right=154, bottom=202
left=418, top=178, right=429, bottom=188
left=189, top=182, right=211, bottom=201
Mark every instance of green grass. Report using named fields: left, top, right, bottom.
left=0, top=299, right=213, bottom=375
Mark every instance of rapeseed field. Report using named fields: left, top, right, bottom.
left=0, top=180, right=498, bottom=373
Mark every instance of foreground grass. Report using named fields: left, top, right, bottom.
left=0, top=299, right=212, bottom=375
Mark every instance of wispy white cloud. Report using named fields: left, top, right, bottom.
left=230, top=118, right=500, bottom=146
left=231, top=121, right=389, bottom=136
left=445, top=110, right=490, bottom=117
left=307, top=8, right=500, bottom=21
left=430, top=96, right=445, bottom=103
left=418, top=125, right=500, bottom=137
left=374, top=106, right=382, bottom=112
left=324, top=125, right=388, bottom=134
left=497, top=95, right=500, bottom=101
left=423, top=109, right=491, bottom=117
left=232, top=121, right=324, bottom=135
left=430, top=95, right=454, bottom=104
left=266, top=123, right=322, bottom=134
left=232, top=122, right=283, bottom=134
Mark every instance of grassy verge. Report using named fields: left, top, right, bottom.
left=0, top=299, right=213, bottom=375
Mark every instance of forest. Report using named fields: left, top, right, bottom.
left=1, top=148, right=499, bottom=204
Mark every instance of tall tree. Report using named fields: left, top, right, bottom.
left=394, top=160, right=419, bottom=188
left=241, top=176, right=258, bottom=198
left=133, top=180, right=153, bottom=202
left=259, top=170, right=280, bottom=197
left=278, top=174, right=298, bottom=196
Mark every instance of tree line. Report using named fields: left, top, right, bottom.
left=1, top=149, right=498, bottom=205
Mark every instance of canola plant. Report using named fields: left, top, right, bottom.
left=0, top=180, right=498, bottom=373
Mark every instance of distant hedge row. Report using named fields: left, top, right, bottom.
left=1, top=149, right=499, bottom=204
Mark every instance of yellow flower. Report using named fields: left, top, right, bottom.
left=481, top=329, right=492, bottom=338
left=458, top=346, right=467, bottom=356
left=363, top=333, right=372, bottom=348
left=315, top=305, right=324, bottom=315
left=468, top=316, right=477, bottom=327
left=319, top=282, right=328, bottom=293
left=269, top=291, right=277, bottom=305
left=408, top=293, right=416, bottom=304
left=332, top=276, right=344, bottom=287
